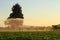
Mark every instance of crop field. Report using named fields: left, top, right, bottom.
left=0, top=31, right=60, bottom=40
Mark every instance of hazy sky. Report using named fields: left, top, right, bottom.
left=0, top=0, right=60, bottom=26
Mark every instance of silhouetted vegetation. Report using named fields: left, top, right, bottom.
left=8, top=3, right=24, bottom=19
left=52, top=24, right=60, bottom=30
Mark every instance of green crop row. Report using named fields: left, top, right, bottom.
left=0, top=31, right=60, bottom=40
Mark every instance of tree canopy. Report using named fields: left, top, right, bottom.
left=8, top=3, right=24, bottom=19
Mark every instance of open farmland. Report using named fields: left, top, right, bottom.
left=0, top=31, right=60, bottom=40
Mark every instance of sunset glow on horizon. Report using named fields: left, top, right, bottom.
left=0, top=18, right=60, bottom=27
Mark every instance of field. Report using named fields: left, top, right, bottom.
left=0, top=31, right=60, bottom=40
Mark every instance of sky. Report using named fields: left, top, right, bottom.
left=0, top=0, right=60, bottom=27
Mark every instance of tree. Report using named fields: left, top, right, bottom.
left=8, top=3, right=24, bottom=19
left=5, top=3, right=24, bottom=28
left=52, top=24, right=60, bottom=30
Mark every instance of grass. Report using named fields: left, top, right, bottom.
left=0, top=31, right=60, bottom=40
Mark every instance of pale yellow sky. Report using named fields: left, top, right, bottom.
left=0, top=0, right=60, bottom=27
left=24, top=18, right=60, bottom=26
left=0, top=18, right=60, bottom=27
